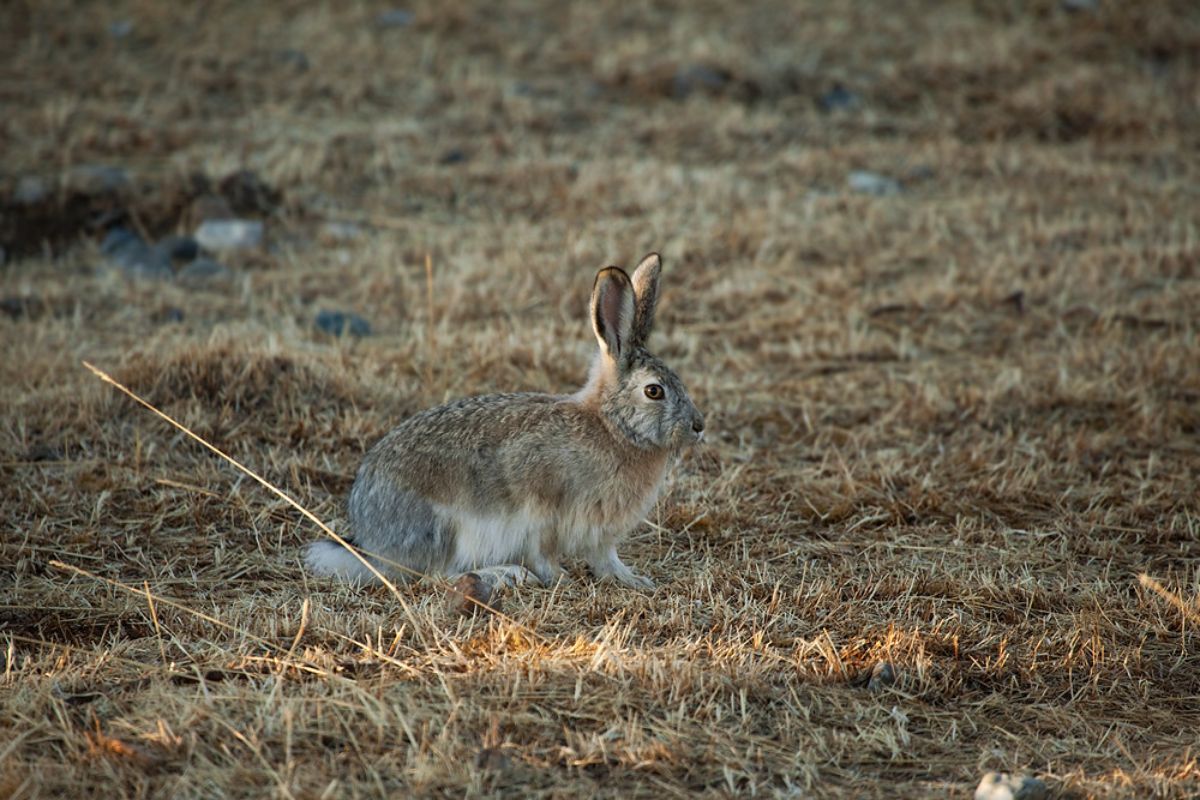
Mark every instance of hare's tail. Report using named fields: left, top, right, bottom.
left=304, top=540, right=380, bottom=584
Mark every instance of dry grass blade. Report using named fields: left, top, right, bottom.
left=1138, top=574, right=1200, bottom=627
left=78, top=361, right=525, bottom=627
left=81, top=361, right=410, bottom=591
left=77, top=361, right=464, bottom=645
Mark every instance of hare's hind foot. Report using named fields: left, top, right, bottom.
left=458, top=559, right=566, bottom=591
left=461, top=564, right=539, bottom=590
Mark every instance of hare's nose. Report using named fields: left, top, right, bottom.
left=692, top=416, right=705, bottom=434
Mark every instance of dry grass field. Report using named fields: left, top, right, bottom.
left=3, top=1, right=1200, bottom=797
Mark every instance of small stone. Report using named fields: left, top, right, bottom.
left=24, top=443, right=63, bottom=462
left=905, top=165, right=936, bottom=183
left=975, top=772, right=1049, bottom=800
left=438, top=149, right=467, bottom=165
left=157, top=307, right=186, bottom=324
left=848, top=170, right=902, bottom=196
left=67, top=164, right=130, bottom=194
left=0, top=296, right=42, bottom=320
left=314, top=310, right=372, bottom=337
left=672, top=64, right=730, bottom=99
left=276, top=49, right=310, bottom=71
left=120, top=252, right=174, bottom=280
left=14, top=175, right=48, bottom=205
left=100, top=227, right=135, bottom=253
left=101, top=228, right=172, bottom=280
left=448, top=572, right=498, bottom=616
left=868, top=661, right=897, bottom=692
left=1061, top=0, right=1098, bottom=12
left=817, top=84, right=860, bottom=112
left=195, top=219, right=263, bottom=252
left=154, top=234, right=200, bottom=263
left=376, top=9, right=413, bottom=28
left=176, top=258, right=231, bottom=286
left=101, top=227, right=140, bottom=256
left=108, top=19, right=134, bottom=38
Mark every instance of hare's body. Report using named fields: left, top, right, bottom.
left=323, top=393, right=670, bottom=586
left=305, top=254, right=703, bottom=590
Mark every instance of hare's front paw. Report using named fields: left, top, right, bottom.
left=587, top=547, right=655, bottom=592
left=528, top=556, right=566, bottom=587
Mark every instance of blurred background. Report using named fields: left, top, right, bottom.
left=3, top=1, right=1195, bottom=285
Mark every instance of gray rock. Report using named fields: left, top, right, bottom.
left=118, top=248, right=174, bottom=281
left=14, top=176, right=48, bottom=205
left=108, top=19, right=134, bottom=38
left=1061, top=0, right=1098, bottom=12
left=276, top=49, right=310, bottom=71
left=0, top=295, right=40, bottom=319
left=975, top=772, right=1049, bottom=800
left=439, top=148, right=467, bottom=165
left=154, top=234, right=200, bottom=263
left=818, top=85, right=860, bottom=112
left=848, top=170, right=902, bottom=196
left=315, top=310, right=371, bottom=337
left=672, top=64, right=730, bottom=99
left=905, top=165, right=936, bottom=183
left=376, top=9, right=413, bottom=27
left=195, top=219, right=263, bottom=252
left=176, top=258, right=231, bottom=286
left=100, top=227, right=140, bottom=256
left=867, top=661, right=897, bottom=692
left=156, top=306, right=185, bottom=324
left=68, top=164, right=130, bottom=194
left=102, top=228, right=172, bottom=280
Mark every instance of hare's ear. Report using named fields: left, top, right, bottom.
left=630, top=252, right=661, bottom=346
left=590, top=267, right=635, bottom=363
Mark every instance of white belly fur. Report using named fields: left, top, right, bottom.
left=443, top=505, right=541, bottom=572
left=439, top=481, right=662, bottom=573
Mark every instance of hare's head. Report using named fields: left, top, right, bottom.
left=585, top=254, right=704, bottom=450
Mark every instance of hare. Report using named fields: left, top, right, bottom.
left=304, top=253, right=704, bottom=590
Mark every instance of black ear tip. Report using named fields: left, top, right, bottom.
left=595, top=266, right=631, bottom=286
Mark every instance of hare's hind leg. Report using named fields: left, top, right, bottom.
left=456, top=556, right=564, bottom=590
left=346, top=483, right=452, bottom=579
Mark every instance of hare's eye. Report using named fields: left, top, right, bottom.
left=644, top=384, right=665, bottom=400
